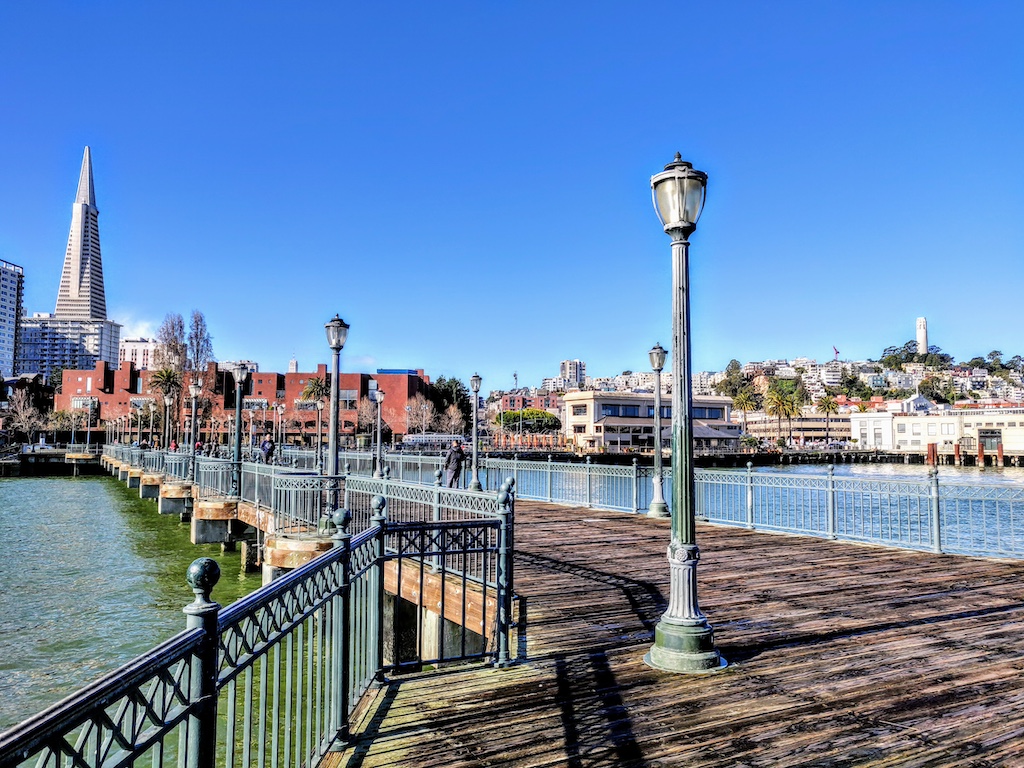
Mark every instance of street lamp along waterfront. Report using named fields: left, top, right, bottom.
left=372, top=389, right=386, bottom=478
left=647, top=343, right=669, bottom=518
left=469, top=373, right=483, bottom=490
left=324, top=314, right=350, bottom=525
left=644, top=153, right=725, bottom=673
left=225, top=362, right=249, bottom=496
left=163, top=394, right=174, bottom=449
left=189, top=380, right=202, bottom=481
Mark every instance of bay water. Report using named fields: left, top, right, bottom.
left=0, top=476, right=263, bottom=732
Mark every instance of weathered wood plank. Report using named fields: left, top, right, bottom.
left=324, top=500, right=1024, bottom=767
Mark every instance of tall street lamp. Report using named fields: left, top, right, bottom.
left=469, top=373, right=482, bottom=490
left=277, top=403, right=286, bottom=450
left=645, top=153, right=724, bottom=673
left=325, top=315, right=350, bottom=515
left=136, top=406, right=143, bottom=447
left=164, top=394, right=174, bottom=449
left=648, top=343, right=670, bottom=518
left=189, top=380, right=202, bottom=481
left=372, top=389, right=386, bottom=478
left=226, top=363, right=249, bottom=496
left=315, top=399, right=325, bottom=474
left=149, top=402, right=156, bottom=447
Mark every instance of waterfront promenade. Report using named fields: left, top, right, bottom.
left=328, top=499, right=1024, bottom=767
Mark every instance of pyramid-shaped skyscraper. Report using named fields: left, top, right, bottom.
left=15, top=147, right=120, bottom=380
left=55, top=146, right=107, bottom=320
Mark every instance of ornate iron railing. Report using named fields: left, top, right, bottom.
left=0, top=490, right=514, bottom=768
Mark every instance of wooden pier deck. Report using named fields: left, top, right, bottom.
left=327, top=501, right=1024, bottom=767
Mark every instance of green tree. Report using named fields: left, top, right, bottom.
left=431, top=376, right=472, bottom=426
left=47, top=366, right=65, bottom=394
left=151, top=368, right=182, bottom=397
left=764, top=389, right=788, bottom=443
left=815, top=394, right=839, bottom=444
left=499, top=408, right=560, bottom=433
left=301, top=377, right=329, bottom=402
left=713, top=359, right=747, bottom=398
left=732, top=389, right=758, bottom=434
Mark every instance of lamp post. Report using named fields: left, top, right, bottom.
left=469, top=373, right=482, bottom=490
left=148, top=402, right=156, bottom=447
left=277, top=403, right=286, bottom=451
left=189, top=381, right=201, bottom=481
left=644, top=153, right=724, bottom=673
left=226, top=363, right=249, bottom=496
left=136, top=406, right=143, bottom=446
left=372, top=390, right=385, bottom=478
left=648, top=343, right=669, bottom=518
left=315, top=399, right=325, bottom=474
left=325, top=315, right=350, bottom=516
left=164, top=394, right=174, bottom=449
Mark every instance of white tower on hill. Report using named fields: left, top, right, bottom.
left=916, top=317, right=928, bottom=355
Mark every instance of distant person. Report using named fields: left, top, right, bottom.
left=443, top=440, right=466, bottom=487
left=261, top=436, right=276, bottom=464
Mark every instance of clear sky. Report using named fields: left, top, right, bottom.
left=1, top=2, right=1021, bottom=392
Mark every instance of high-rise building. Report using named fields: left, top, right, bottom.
left=559, top=359, right=586, bottom=386
left=16, top=147, right=121, bottom=380
left=119, top=337, right=159, bottom=370
left=916, top=317, right=928, bottom=355
left=0, top=260, right=24, bottom=378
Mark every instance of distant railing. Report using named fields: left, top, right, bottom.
left=694, top=465, right=1024, bottom=558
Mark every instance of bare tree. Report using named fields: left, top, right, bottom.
left=439, top=403, right=465, bottom=435
left=8, top=390, right=46, bottom=443
left=404, top=393, right=437, bottom=434
left=186, top=310, right=215, bottom=383
left=357, top=396, right=376, bottom=434
left=154, top=313, right=187, bottom=371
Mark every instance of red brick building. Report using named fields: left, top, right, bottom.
left=55, top=361, right=432, bottom=445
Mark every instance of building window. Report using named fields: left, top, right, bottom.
left=927, top=424, right=937, bottom=436
left=601, top=405, right=619, bottom=418
left=942, top=423, right=955, bottom=435
left=897, top=423, right=906, bottom=433
left=912, top=424, right=922, bottom=435
left=621, top=405, right=640, bottom=418
left=572, top=405, right=587, bottom=416
left=573, top=425, right=586, bottom=433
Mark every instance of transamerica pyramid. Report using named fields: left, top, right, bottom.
left=54, top=146, right=107, bottom=319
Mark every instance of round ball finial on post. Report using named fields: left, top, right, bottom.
left=184, top=557, right=221, bottom=615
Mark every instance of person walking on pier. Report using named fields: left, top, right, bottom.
left=443, top=440, right=466, bottom=487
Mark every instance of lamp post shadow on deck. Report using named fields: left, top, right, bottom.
left=644, top=153, right=726, bottom=674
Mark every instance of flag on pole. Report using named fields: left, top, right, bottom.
left=833, top=346, right=839, bottom=359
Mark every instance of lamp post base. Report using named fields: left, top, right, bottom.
left=644, top=620, right=725, bottom=673
left=647, top=501, right=670, bottom=518
left=648, top=474, right=670, bottom=518
left=645, top=542, right=726, bottom=673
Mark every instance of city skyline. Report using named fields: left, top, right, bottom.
left=2, top=3, right=1021, bottom=390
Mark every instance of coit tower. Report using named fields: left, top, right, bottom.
left=916, top=317, right=928, bottom=355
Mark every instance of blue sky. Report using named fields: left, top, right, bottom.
left=1, top=2, right=1021, bottom=392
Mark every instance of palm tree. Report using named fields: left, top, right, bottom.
left=732, top=390, right=758, bottom=435
left=301, top=377, right=329, bottom=402
left=815, top=394, right=839, bottom=444
left=151, top=367, right=182, bottom=396
left=764, top=389, right=788, bottom=444
left=783, top=392, right=801, bottom=445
